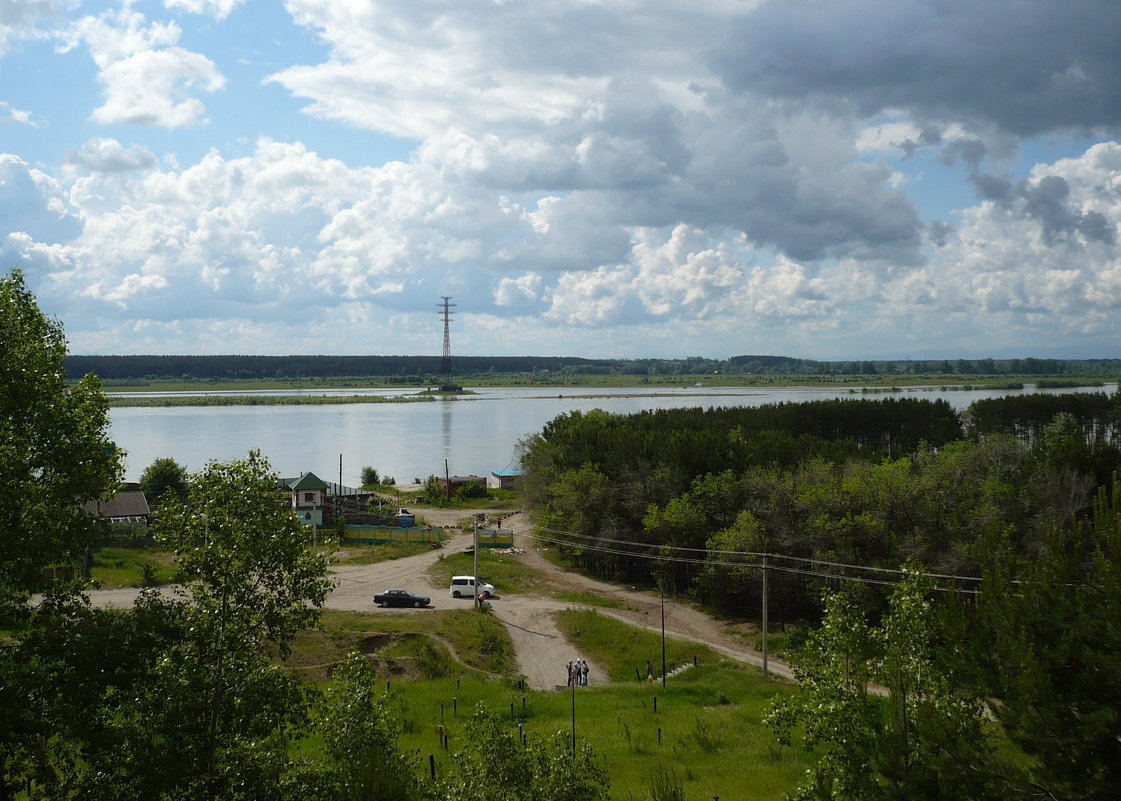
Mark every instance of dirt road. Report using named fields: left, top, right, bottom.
left=86, top=506, right=792, bottom=690
left=334, top=508, right=792, bottom=689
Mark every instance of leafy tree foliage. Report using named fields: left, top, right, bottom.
left=308, top=652, right=424, bottom=801
left=0, top=269, right=121, bottom=609
left=3, top=452, right=334, bottom=800
left=766, top=568, right=1009, bottom=801
left=147, top=449, right=334, bottom=799
left=139, top=455, right=189, bottom=501
left=0, top=591, right=186, bottom=800
left=360, top=465, right=380, bottom=487
left=964, top=475, right=1121, bottom=801
left=438, top=706, right=609, bottom=801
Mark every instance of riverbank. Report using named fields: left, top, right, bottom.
left=97, top=373, right=1110, bottom=406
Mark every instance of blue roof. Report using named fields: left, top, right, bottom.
left=491, top=468, right=523, bottom=476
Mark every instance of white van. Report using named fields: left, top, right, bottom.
left=450, top=575, right=496, bottom=599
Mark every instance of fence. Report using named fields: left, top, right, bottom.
left=341, top=525, right=446, bottom=545
left=476, top=528, right=515, bottom=548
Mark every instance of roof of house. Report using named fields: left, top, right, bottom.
left=84, top=490, right=151, bottom=519
left=491, top=469, right=523, bottom=477
left=290, top=472, right=329, bottom=491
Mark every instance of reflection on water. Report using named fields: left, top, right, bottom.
left=108, top=383, right=1116, bottom=485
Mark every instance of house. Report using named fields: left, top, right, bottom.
left=487, top=469, right=523, bottom=490
left=84, top=489, right=151, bottom=525
left=288, top=472, right=328, bottom=526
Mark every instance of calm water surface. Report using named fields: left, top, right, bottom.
left=109, top=384, right=1117, bottom=484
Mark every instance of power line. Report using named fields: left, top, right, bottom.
left=525, top=527, right=983, bottom=592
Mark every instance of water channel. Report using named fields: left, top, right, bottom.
left=108, top=383, right=1117, bottom=485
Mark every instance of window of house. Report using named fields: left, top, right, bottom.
left=304, top=492, right=315, bottom=502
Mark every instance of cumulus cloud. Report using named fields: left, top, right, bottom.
left=0, top=101, right=36, bottom=126
left=66, top=138, right=156, bottom=172
left=0, top=154, right=80, bottom=245
left=163, top=0, right=245, bottom=20
left=60, top=6, right=225, bottom=127
left=3, top=0, right=1120, bottom=358
left=0, top=0, right=73, bottom=55
left=712, top=0, right=1121, bottom=137
left=892, top=143, right=1121, bottom=342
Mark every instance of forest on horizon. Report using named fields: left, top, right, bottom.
left=65, top=353, right=1121, bottom=381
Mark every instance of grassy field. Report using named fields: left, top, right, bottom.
left=89, top=546, right=176, bottom=588
left=333, top=541, right=440, bottom=565
left=427, top=547, right=552, bottom=596
left=290, top=607, right=812, bottom=801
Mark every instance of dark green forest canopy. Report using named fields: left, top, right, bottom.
left=533, top=397, right=963, bottom=478
left=520, top=393, right=1121, bottom=616
left=65, top=353, right=1121, bottom=380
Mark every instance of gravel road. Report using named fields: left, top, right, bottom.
left=84, top=506, right=792, bottom=690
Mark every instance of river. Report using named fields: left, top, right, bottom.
left=108, top=383, right=1116, bottom=486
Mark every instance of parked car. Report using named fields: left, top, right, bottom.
left=449, top=575, right=495, bottom=599
left=373, top=589, right=430, bottom=608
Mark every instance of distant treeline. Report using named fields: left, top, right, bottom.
left=65, top=353, right=1121, bottom=381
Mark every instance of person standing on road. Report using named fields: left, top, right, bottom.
left=566, top=660, right=574, bottom=686
left=581, top=660, right=589, bottom=686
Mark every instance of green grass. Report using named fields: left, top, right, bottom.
left=90, top=546, right=176, bottom=588
left=427, top=548, right=548, bottom=596
left=395, top=668, right=811, bottom=801
left=286, top=608, right=517, bottom=684
left=555, top=608, right=718, bottom=683
left=332, top=542, right=438, bottom=565
left=552, top=590, right=634, bottom=610
left=288, top=607, right=811, bottom=801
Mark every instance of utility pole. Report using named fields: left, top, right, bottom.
left=437, top=296, right=456, bottom=390
left=660, top=584, right=666, bottom=688
left=473, top=514, right=481, bottom=610
left=571, top=662, right=577, bottom=753
left=762, top=555, right=769, bottom=678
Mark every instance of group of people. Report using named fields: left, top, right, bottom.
left=566, top=658, right=590, bottom=686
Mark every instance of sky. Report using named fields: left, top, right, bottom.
left=1, top=0, right=1119, bottom=361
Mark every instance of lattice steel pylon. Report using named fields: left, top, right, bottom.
left=437, top=296, right=456, bottom=388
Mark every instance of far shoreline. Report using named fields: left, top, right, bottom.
left=96, top=374, right=1113, bottom=407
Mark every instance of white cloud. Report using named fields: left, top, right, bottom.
left=0, top=100, right=36, bottom=126
left=163, top=0, right=244, bottom=20
left=0, top=0, right=74, bottom=55
left=66, top=138, right=156, bottom=172
left=61, top=7, right=225, bottom=127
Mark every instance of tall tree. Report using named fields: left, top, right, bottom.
left=310, top=651, right=424, bottom=801
left=766, top=567, right=1010, bottom=801
left=968, top=475, right=1121, bottom=801
left=148, top=450, right=334, bottom=799
left=0, top=268, right=121, bottom=610
left=139, top=456, right=189, bottom=501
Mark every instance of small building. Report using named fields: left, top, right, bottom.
left=487, top=469, right=523, bottom=491
left=289, top=472, right=328, bottom=526
left=84, top=489, right=151, bottom=525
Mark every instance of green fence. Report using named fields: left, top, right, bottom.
left=476, top=528, right=515, bottom=548
left=341, top=525, right=446, bottom=545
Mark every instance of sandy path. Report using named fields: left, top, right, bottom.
left=81, top=505, right=790, bottom=690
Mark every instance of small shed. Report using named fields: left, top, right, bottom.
left=487, top=469, right=523, bottom=490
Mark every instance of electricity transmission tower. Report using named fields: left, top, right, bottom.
left=437, top=296, right=457, bottom=390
